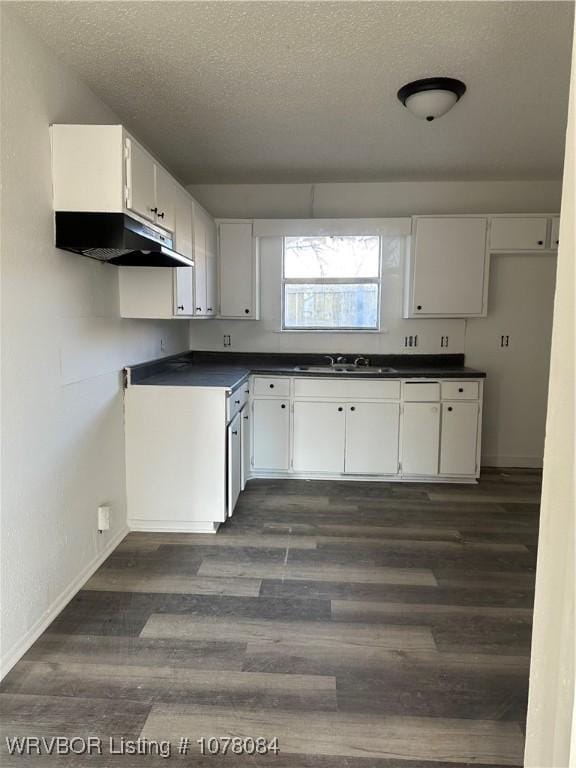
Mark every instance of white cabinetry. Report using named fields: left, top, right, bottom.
left=440, top=402, right=479, bottom=476
left=550, top=216, right=560, bottom=249
left=405, top=217, right=489, bottom=318
left=293, top=401, right=346, bottom=473
left=227, top=411, right=242, bottom=516
left=126, top=137, right=156, bottom=222
left=218, top=221, right=260, bottom=319
left=191, top=204, right=218, bottom=317
left=401, top=402, right=440, bottom=476
left=489, top=217, right=548, bottom=251
left=241, top=406, right=251, bottom=489
left=345, top=402, right=400, bottom=475
left=252, top=399, right=290, bottom=471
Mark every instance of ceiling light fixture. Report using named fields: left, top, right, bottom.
left=397, top=77, right=466, bottom=122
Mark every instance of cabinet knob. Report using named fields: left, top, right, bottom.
left=195, top=307, right=202, bottom=312
left=177, top=305, right=184, bottom=311
left=447, top=406, right=453, bottom=412
left=269, top=384, right=274, bottom=389
left=537, top=240, right=543, bottom=245
left=244, top=308, right=250, bottom=314
left=207, top=307, right=213, bottom=312
left=158, top=211, right=165, bottom=219
left=232, top=430, right=238, bottom=435
left=417, top=305, right=422, bottom=310
left=458, top=387, right=464, bottom=393
left=243, top=415, right=248, bottom=420
left=235, top=400, right=240, bottom=405
left=555, top=240, right=559, bottom=245
left=350, top=406, right=356, bottom=412
left=150, top=207, right=158, bottom=214
left=281, top=403, right=286, bottom=409
left=338, top=407, right=343, bottom=412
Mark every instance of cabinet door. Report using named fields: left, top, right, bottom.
left=252, top=399, right=290, bottom=471
left=410, top=217, right=487, bottom=316
left=345, top=402, right=399, bottom=475
left=126, top=138, right=156, bottom=221
left=293, top=401, right=345, bottom=473
left=401, top=402, right=440, bottom=476
left=174, top=268, right=194, bottom=316
left=241, top=406, right=251, bottom=489
left=227, top=412, right=242, bottom=516
left=154, top=166, right=177, bottom=233
left=440, top=402, right=479, bottom=476
left=219, top=222, right=257, bottom=318
left=205, top=253, right=217, bottom=316
left=489, top=217, right=548, bottom=251
left=173, top=187, right=193, bottom=259
left=550, top=216, right=560, bottom=249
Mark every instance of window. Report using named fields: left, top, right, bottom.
left=282, top=236, right=381, bottom=330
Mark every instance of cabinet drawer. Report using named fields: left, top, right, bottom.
left=253, top=376, right=290, bottom=397
left=441, top=381, right=479, bottom=400
left=227, top=383, right=250, bottom=422
left=489, top=217, right=548, bottom=251
left=294, top=378, right=400, bottom=400
left=403, top=381, right=440, bottom=402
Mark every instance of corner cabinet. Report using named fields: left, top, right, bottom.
left=405, top=217, right=489, bottom=318
left=218, top=221, right=260, bottom=319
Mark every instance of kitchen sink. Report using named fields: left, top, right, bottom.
left=293, top=365, right=397, bottom=374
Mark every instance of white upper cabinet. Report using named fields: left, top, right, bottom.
left=154, top=166, right=177, bottom=233
left=405, top=217, right=489, bottom=318
left=489, top=216, right=548, bottom=251
left=218, top=221, right=260, bottom=319
left=550, top=216, right=560, bottom=249
left=191, top=204, right=217, bottom=317
left=126, top=137, right=156, bottom=222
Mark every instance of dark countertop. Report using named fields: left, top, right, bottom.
left=127, top=351, right=485, bottom=392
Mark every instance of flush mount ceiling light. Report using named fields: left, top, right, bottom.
left=397, top=77, right=466, bottom=121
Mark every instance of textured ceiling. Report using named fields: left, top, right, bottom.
left=12, top=1, right=575, bottom=184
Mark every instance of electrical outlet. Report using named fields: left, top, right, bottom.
left=404, top=335, right=419, bottom=348
left=97, top=505, right=111, bottom=533
left=160, top=338, right=166, bottom=353
left=223, top=335, right=231, bottom=347
left=500, top=335, right=510, bottom=347
left=440, top=335, right=449, bottom=348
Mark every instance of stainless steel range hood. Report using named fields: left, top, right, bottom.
left=55, top=212, right=194, bottom=267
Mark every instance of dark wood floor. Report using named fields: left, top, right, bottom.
left=0, top=470, right=541, bottom=766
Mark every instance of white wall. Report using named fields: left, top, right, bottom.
left=524, top=21, right=575, bottom=765
left=189, top=180, right=562, bottom=220
left=0, top=10, right=189, bottom=676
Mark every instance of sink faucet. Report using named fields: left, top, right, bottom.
left=335, top=355, right=347, bottom=364
left=324, top=355, right=336, bottom=366
left=354, top=356, right=370, bottom=367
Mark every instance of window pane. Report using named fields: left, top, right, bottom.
left=284, top=236, right=380, bottom=278
left=284, top=283, right=379, bottom=329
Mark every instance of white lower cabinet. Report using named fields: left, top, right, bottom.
left=440, top=402, right=479, bottom=476
left=227, top=411, right=242, bottom=516
left=293, top=401, right=346, bottom=473
left=345, top=402, right=400, bottom=475
left=241, top=405, right=251, bottom=490
left=252, top=399, right=290, bottom=471
left=401, top=402, right=440, bottom=476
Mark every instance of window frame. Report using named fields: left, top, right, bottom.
left=281, top=235, right=382, bottom=332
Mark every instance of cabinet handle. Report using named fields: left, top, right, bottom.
left=158, top=211, right=165, bottom=219
left=177, top=305, right=184, bottom=311
left=281, top=404, right=286, bottom=409
left=235, top=400, right=240, bottom=405
left=150, top=206, right=158, bottom=214
left=447, top=406, right=453, bottom=412
left=244, top=308, right=250, bottom=314
left=350, top=406, right=356, bottom=412
left=196, top=307, right=202, bottom=312
left=207, top=307, right=213, bottom=312
left=232, top=430, right=238, bottom=435
left=458, top=387, right=464, bottom=393
left=338, top=407, right=343, bottom=412
left=243, top=415, right=248, bottom=420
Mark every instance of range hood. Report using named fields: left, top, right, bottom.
left=55, top=212, right=194, bottom=267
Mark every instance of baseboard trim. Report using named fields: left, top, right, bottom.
left=248, top=472, right=478, bottom=483
left=482, top=455, right=543, bottom=469
left=129, top=520, right=221, bottom=533
left=0, top=525, right=128, bottom=681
